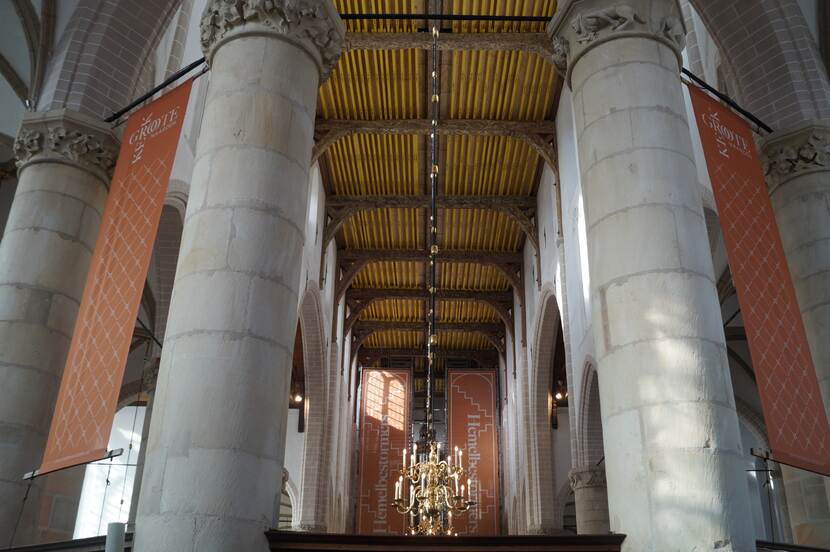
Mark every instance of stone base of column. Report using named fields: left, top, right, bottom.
left=569, top=466, right=610, bottom=535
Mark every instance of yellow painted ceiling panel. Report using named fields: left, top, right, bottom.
left=327, top=134, right=421, bottom=196
left=440, top=209, right=523, bottom=251
left=447, top=0, right=555, bottom=33
left=443, top=135, right=540, bottom=196
left=438, top=262, right=511, bottom=291
left=353, top=261, right=424, bottom=289
left=343, top=208, right=423, bottom=250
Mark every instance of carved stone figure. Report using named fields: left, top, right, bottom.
left=658, top=15, right=685, bottom=49
left=550, top=35, right=570, bottom=73
left=571, top=4, right=645, bottom=43
left=764, top=130, right=830, bottom=186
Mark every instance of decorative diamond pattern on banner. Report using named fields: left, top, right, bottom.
left=448, top=371, right=500, bottom=535
left=687, top=84, right=830, bottom=477
left=357, top=369, right=410, bottom=535
left=50, top=160, right=166, bottom=453
left=39, top=80, right=192, bottom=475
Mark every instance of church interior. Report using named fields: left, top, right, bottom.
left=1, top=1, right=830, bottom=551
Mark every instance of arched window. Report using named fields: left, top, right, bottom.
left=73, top=406, right=145, bottom=538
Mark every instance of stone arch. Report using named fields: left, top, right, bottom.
left=38, top=0, right=184, bottom=118
left=527, top=285, right=563, bottom=533
left=686, top=0, right=830, bottom=130
left=153, top=204, right=184, bottom=342
left=296, top=284, right=331, bottom=532
left=577, top=358, right=605, bottom=467
left=282, top=470, right=301, bottom=529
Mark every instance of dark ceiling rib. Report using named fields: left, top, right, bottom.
left=32, top=0, right=56, bottom=105
left=344, top=287, right=513, bottom=338
left=0, top=54, right=29, bottom=104
left=351, top=320, right=506, bottom=358
left=322, top=194, right=538, bottom=263
left=344, top=32, right=556, bottom=66
left=332, top=248, right=523, bottom=307
left=313, top=119, right=557, bottom=169
left=11, top=0, right=39, bottom=94
left=358, top=347, right=499, bottom=367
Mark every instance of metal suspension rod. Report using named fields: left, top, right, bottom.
left=681, top=67, right=773, bottom=134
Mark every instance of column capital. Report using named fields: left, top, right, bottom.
left=13, top=108, right=119, bottom=183
left=547, top=0, right=685, bottom=87
left=199, top=0, right=345, bottom=82
left=762, top=121, right=830, bottom=192
left=568, top=465, right=607, bottom=490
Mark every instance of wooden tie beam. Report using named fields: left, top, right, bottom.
left=351, top=320, right=505, bottom=357
left=358, top=347, right=500, bottom=367
left=333, top=248, right=523, bottom=306
left=344, top=287, right=513, bottom=337
left=313, top=118, right=557, bottom=170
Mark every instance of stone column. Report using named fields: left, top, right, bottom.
left=0, top=110, right=116, bottom=544
left=127, top=358, right=160, bottom=526
left=569, top=465, right=610, bottom=534
left=132, top=2, right=343, bottom=551
left=550, top=1, right=755, bottom=550
left=763, top=124, right=830, bottom=547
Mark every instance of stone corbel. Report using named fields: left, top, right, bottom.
left=548, top=0, right=686, bottom=87
left=13, top=109, right=119, bottom=183
left=568, top=465, right=607, bottom=490
left=762, top=123, right=830, bottom=193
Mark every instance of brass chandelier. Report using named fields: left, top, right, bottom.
left=391, top=25, right=475, bottom=536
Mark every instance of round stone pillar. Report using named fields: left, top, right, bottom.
left=764, top=124, right=830, bottom=547
left=569, top=466, right=610, bottom=534
left=550, top=1, right=754, bottom=550
left=132, top=2, right=343, bottom=551
left=0, top=110, right=116, bottom=544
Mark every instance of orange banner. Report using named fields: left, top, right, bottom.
left=448, top=371, right=500, bottom=535
left=357, top=369, right=411, bottom=534
left=38, top=80, right=192, bottom=475
left=687, top=84, right=830, bottom=476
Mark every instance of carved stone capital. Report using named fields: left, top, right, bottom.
left=569, top=465, right=607, bottom=490
left=548, top=0, right=685, bottom=86
left=762, top=122, right=830, bottom=191
left=13, top=109, right=119, bottom=183
left=200, top=0, right=345, bottom=82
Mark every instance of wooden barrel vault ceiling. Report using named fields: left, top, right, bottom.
left=316, top=0, right=562, bottom=372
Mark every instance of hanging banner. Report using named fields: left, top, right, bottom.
left=448, top=371, right=500, bottom=535
left=38, top=80, right=193, bottom=475
left=687, top=83, right=830, bottom=477
left=357, top=369, right=411, bottom=534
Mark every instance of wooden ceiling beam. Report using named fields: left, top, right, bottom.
left=331, top=248, right=523, bottom=307
left=344, top=32, right=556, bottom=64
left=313, top=119, right=557, bottom=168
left=351, top=320, right=506, bottom=359
left=344, top=287, right=514, bottom=337
left=322, top=195, right=538, bottom=262
left=338, top=248, right=522, bottom=265
left=357, top=347, right=500, bottom=366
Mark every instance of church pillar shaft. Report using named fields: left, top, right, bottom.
left=133, top=2, right=343, bottom=551
left=551, top=1, right=754, bottom=550
left=764, top=124, right=830, bottom=547
left=569, top=465, right=609, bottom=535
left=0, top=110, right=116, bottom=544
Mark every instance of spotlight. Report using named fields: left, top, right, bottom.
left=554, top=392, right=563, bottom=401
left=294, top=394, right=303, bottom=403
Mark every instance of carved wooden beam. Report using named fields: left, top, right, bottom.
left=344, top=287, right=514, bottom=337
left=357, top=347, right=500, bottom=367
left=344, top=32, right=556, bottom=64
left=351, top=320, right=506, bottom=358
left=313, top=119, right=557, bottom=167
left=335, top=248, right=523, bottom=302
left=322, top=195, right=538, bottom=261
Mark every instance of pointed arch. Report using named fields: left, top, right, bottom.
left=527, top=285, right=564, bottom=533
left=296, top=285, right=331, bottom=532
